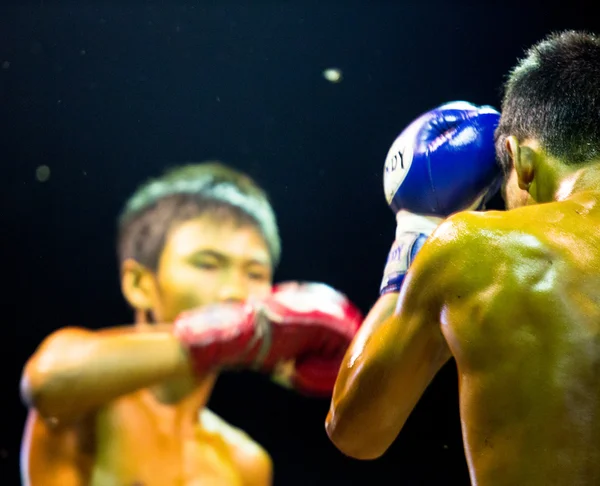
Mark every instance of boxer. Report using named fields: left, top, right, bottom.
left=327, top=100, right=502, bottom=410
left=372, top=100, right=503, bottom=328
left=326, top=31, right=600, bottom=486
left=20, top=162, right=362, bottom=486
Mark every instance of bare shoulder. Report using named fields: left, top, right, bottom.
left=420, top=209, right=554, bottom=294
left=412, top=210, right=507, bottom=284
left=433, top=208, right=552, bottom=256
left=199, top=408, right=272, bottom=486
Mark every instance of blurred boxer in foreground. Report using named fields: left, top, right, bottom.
left=327, top=30, right=600, bottom=486
left=20, top=162, right=362, bottom=486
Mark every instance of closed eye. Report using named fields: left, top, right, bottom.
left=248, top=271, right=269, bottom=281
left=193, top=261, right=220, bottom=270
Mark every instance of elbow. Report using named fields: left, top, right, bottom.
left=20, top=366, right=73, bottom=428
left=20, top=358, right=57, bottom=416
left=20, top=347, right=77, bottom=420
left=20, top=354, right=47, bottom=409
left=325, top=409, right=385, bottom=461
left=20, top=359, right=79, bottom=425
left=19, top=369, right=36, bottom=408
left=20, top=327, right=91, bottom=418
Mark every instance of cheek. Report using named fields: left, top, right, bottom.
left=248, top=281, right=273, bottom=300
left=157, top=266, right=221, bottom=319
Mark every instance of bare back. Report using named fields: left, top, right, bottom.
left=443, top=193, right=600, bottom=486
left=22, top=392, right=270, bottom=486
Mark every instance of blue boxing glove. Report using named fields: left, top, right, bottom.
left=383, top=100, right=501, bottom=216
left=380, top=101, right=502, bottom=295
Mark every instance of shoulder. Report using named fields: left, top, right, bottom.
left=406, top=211, right=492, bottom=281
left=426, top=208, right=560, bottom=296
left=199, top=408, right=272, bottom=486
left=411, top=209, right=541, bottom=293
left=427, top=208, right=543, bottom=260
left=431, top=209, right=503, bottom=246
left=438, top=208, right=556, bottom=258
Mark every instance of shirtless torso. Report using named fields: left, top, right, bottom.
left=327, top=191, right=600, bottom=486
left=20, top=326, right=272, bottom=486
left=446, top=192, right=600, bottom=485
left=22, top=390, right=270, bottom=486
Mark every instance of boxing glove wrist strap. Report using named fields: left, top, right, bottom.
left=380, top=212, right=441, bottom=295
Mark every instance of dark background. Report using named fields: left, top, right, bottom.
left=2, top=1, right=599, bottom=484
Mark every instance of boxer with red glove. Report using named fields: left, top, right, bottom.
left=21, top=162, right=361, bottom=486
left=174, top=281, right=363, bottom=396
left=326, top=101, right=502, bottom=455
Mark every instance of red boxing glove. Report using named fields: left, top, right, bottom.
left=173, top=281, right=363, bottom=396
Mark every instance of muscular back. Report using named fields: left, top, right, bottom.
left=442, top=192, right=600, bottom=486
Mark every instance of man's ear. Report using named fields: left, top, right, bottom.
left=505, top=136, right=534, bottom=190
left=121, top=258, right=156, bottom=312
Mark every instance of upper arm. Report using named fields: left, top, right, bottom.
left=326, top=216, right=468, bottom=460
left=21, top=409, right=95, bottom=486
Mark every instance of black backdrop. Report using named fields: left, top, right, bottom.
left=2, top=1, right=599, bottom=484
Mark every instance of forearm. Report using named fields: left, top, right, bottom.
left=340, top=292, right=398, bottom=364
left=326, top=332, right=413, bottom=459
left=326, top=292, right=399, bottom=457
left=21, top=325, right=192, bottom=421
left=326, top=303, right=451, bottom=459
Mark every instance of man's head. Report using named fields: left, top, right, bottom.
left=117, top=162, right=280, bottom=323
left=495, top=30, right=600, bottom=208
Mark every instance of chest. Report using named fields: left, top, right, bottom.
left=91, top=396, right=243, bottom=486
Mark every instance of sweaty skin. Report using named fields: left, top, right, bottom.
left=21, top=217, right=274, bottom=486
left=327, top=191, right=600, bottom=486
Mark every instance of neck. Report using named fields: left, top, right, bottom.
left=140, top=373, right=218, bottom=431
left=553, top=162, right=600, bottom=201
left=151, top=372, right=217, bottom=406
left=134, top=313, right=218, bottom=413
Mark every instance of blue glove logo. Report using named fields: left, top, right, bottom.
left=383, top=121, right=419, bottom=206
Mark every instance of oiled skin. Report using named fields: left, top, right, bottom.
left=20, top=326, right=271, bottom=486
left=22, top=394, right=270, bottom=486
left=20, top=217, right=275, bottom=486
left=327, top=192, right=600, bottom=486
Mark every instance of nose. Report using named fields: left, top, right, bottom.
left=217, top=269, right=249, bottom=304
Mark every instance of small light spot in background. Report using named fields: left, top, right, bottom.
left=1, top=61, right=10, bottom=70
left=323, top=68, right=343, bottom=83
left=36, top=165, right=51, bottom=182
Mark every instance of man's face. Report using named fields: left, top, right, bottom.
left=151, top=215, right=273, bottom=322
left=502, top=167, right=535, bottom=209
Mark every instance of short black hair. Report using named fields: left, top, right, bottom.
left=117, top=162, right=281, bottom=271
left=495, top=30, right=600, bottom=175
